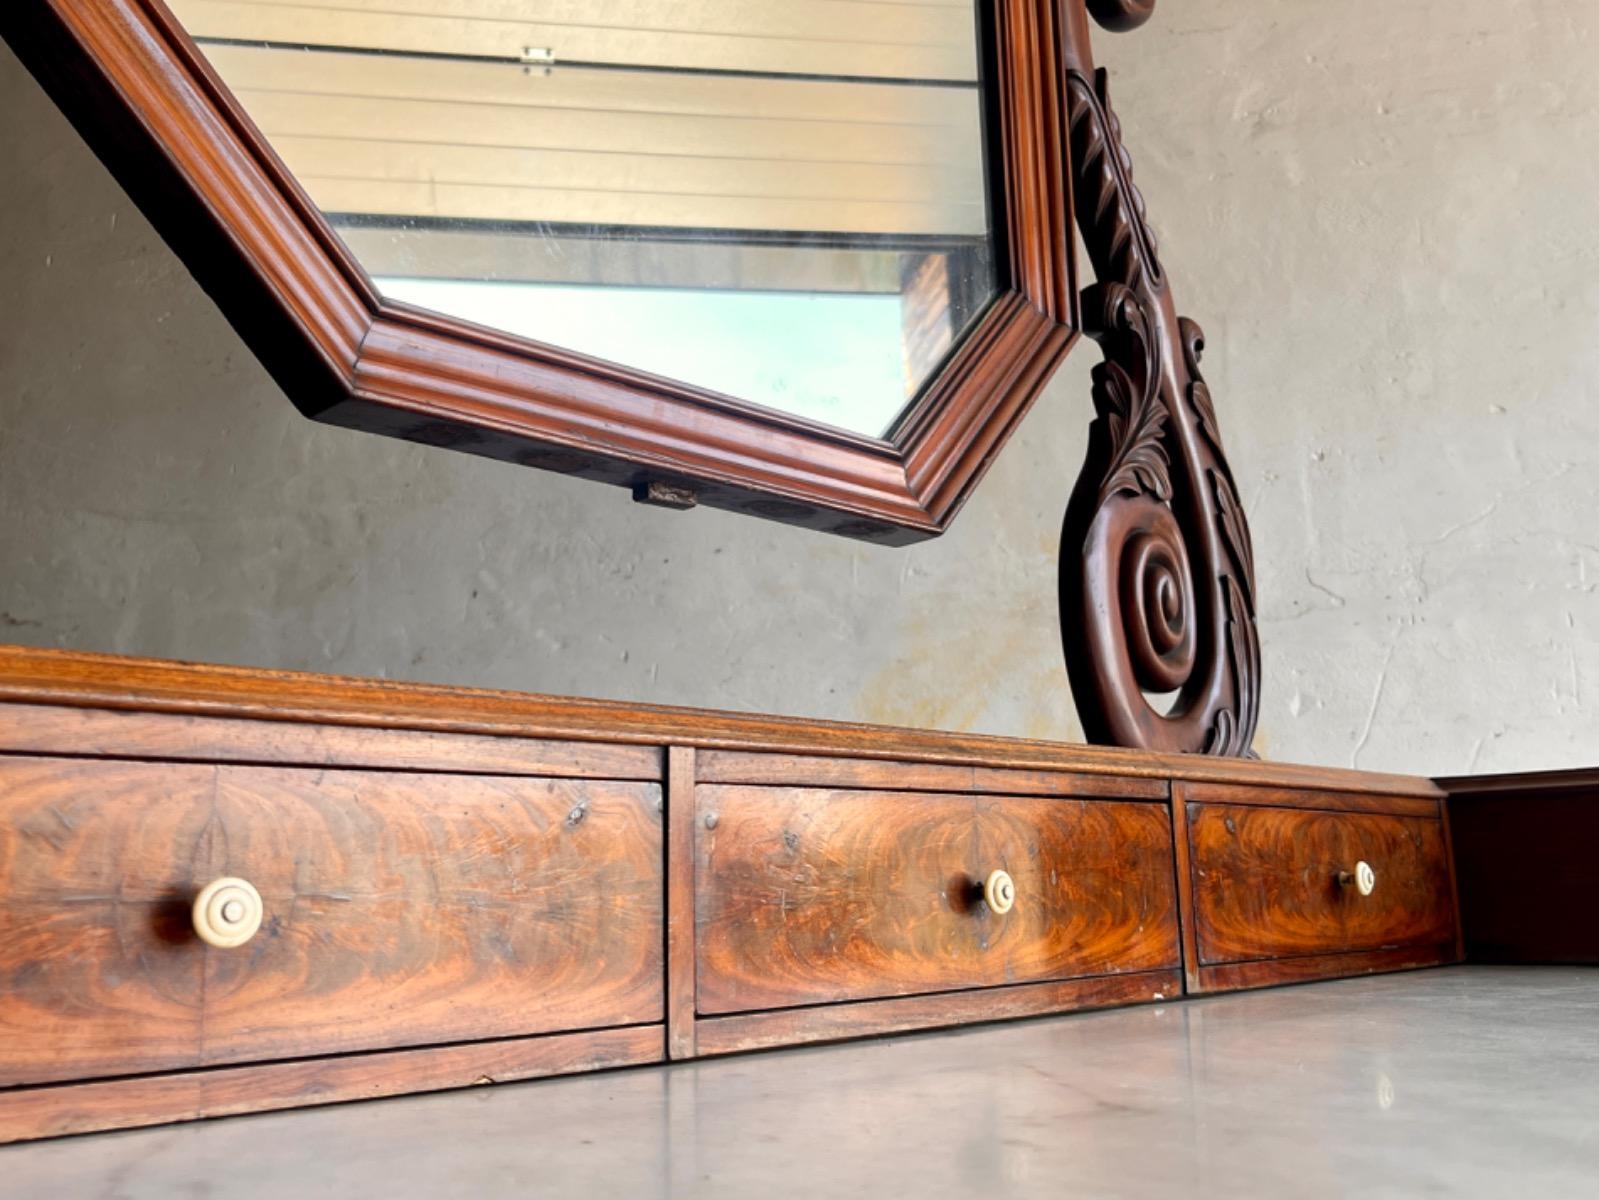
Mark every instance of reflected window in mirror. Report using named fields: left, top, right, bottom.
left=174, top=1, right=1001, bottom=437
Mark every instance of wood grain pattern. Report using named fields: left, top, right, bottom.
left=0, top=0, right=1080, bottom=543
left=0, top=645, right=1445, bottom=798
left=694, top=970, right=1181, bottom=1056
left=0, top=756, right=663, bottom=1086
left=666, top=746, right=697, bottom=1059
left=1179, top=781, right=1440, bottom=818
left=1168, top=782, right=1200, bottom=994
left=0, top=1024, right=661, bottom=1145
left=1188, top=803, right=1456, bottom=967
left=695, top=751, right=1166, bottom=799
left=695, top=787, right=1179, bottom=1014
left=1194, top=946, right=1456, bottom=995
left=0, top=700, right=660, bottom=778
left=1441, top=770, right=1599, bottom=964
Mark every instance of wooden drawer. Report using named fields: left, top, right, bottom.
left=694, top=786, right=1180, bottom=1014
left=0, top=756, right=663, bottom=1087
left=1187, top=801, right=1456, bottom=967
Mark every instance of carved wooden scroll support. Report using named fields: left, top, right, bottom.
left=1059, top=1, right=1261, bottom=756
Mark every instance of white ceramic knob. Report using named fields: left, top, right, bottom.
left=1339, top=860, right=1377, bottom=897
left=984, top=869, right=1017, bottom=915
left=192, top=877, right=264, bottom=948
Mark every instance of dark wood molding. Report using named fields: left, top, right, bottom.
left=0, top=644, right=1442, bottom=798
left=1440, top=769, right=1599, bottom=964
left=1193, top=946, right=1458, bottom=995
left=1436, top=767, right=1599, bottom=795
left=1056, top=2, right=1264, bottom=754
left=693, top=970, right=1181, bottom=1056
left=1, top=0, right=1083, bottom=545
left=0, top=1025, right=662, bottom=1144
left=0, top=700, right=663, bottom=779
left=1178, top=781, right=1442, bottom=819
left=694, top=750, right=1168, bottom=799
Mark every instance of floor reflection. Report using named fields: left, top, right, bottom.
left=5, top=968, right=1597, bottom=1199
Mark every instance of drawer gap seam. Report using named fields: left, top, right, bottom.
left=695, top=964, right=1184, bottom=1021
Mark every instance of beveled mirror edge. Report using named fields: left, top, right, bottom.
left=2, top=0, right=1080, bottom=545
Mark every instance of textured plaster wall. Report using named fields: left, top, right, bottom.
left=2, top=1, right=1596, bottom=775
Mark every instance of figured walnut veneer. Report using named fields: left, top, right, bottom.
left=694, top=788, right=1180, bottom=1013
left=0, top=757, right=664, bottom=1086
left=1188, top=804, right=1456, bottom=966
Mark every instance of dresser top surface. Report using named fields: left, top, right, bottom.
left=0, top=643, right=1440, bottom=798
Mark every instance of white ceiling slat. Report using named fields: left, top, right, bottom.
left=198, top=45, right=987, bottom=234
left=274, top=138, right=982, bottom=209
left=302, top=177, right=980, bottom=236
left=170, top=0, right=981, bottom=81
left=202, top=43, right=978, bottom=127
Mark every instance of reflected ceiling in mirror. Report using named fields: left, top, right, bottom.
left=173, top=1, right=1000, bottom=437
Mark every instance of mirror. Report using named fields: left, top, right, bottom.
left=170, top=2, right=999, bottom=437
left=6, top=0, right=1074, bottom=540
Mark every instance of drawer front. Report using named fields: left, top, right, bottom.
left=695, top=787, right=1180, bottom=1014
left=0, top=757, right=663, bottom=1086
left=1188, top=803, right=1455, bottom=965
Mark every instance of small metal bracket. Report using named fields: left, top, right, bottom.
left=633, top=480, right=699, bottom=511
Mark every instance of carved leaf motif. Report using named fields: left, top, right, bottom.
left=1180, top=319, right=1226, bottom=458
left=1204, top=708, right=1236, bottom=757
left=1086, top=284, right=1171, bottom=504
left=1222, top=572, right=1262, bottom=757
left=1189, top=378, right=1221, bottom=450
left=1099, top=375, right=1171, bottom=502
left=1211, top=469, right=1258, bottom=604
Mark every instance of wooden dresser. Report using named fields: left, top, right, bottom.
left=0, top=646, right=1462, bottom=1142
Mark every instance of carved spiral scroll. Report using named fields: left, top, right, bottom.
left=1060, top=68, right=1261, bottom=757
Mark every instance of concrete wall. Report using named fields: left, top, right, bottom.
left=2, top=1, right=1596, bottom=775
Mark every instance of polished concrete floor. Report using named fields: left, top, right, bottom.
left=4, top=967, right=1596, bottom=1198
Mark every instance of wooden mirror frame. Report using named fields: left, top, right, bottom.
left=2, top=0, right=1082, bottom=545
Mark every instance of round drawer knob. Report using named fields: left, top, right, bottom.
left=983, top=869, right=1017, bottom=915
left=192, top=877, right=264, bottom=948
left=1339, top=861, right=1377, bottom=897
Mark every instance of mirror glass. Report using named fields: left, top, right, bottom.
left=173, top=1, right=1000, bottom=437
